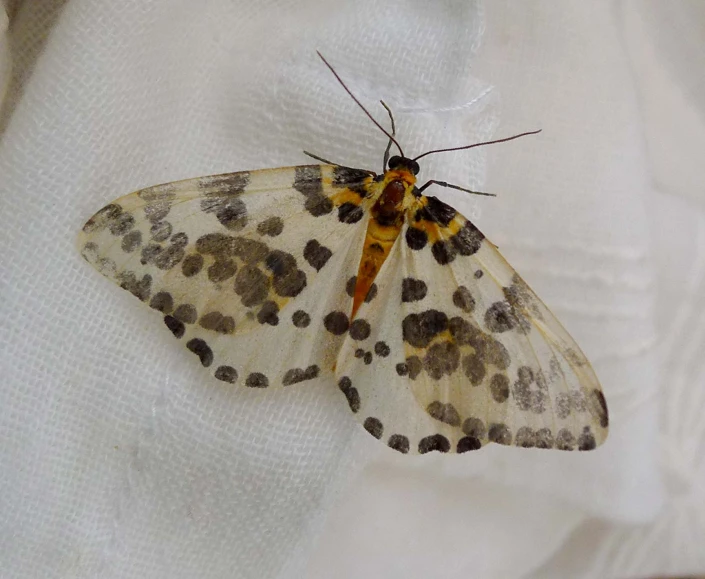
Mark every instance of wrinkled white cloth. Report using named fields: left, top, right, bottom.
left=1, top=1, right=703, bottom=578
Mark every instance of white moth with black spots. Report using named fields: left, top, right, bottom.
left=77, top=53, right=608, bottom=454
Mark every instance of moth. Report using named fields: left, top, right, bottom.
left=77, top=53, right=608, bottom=454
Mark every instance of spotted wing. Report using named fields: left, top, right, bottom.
left=335, top=197, right=608, bottom=454
left=77, top=164, right=375, bottom=388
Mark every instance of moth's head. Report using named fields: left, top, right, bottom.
left=387, top=155, right=420, bottom=176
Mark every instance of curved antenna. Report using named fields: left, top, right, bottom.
left=317, top=51, right=404, bottom=157
left=380, top=100, right=396, bottom=172
left=412, top=129, right=542, bottom=162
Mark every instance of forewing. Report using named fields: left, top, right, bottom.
left=78, top=165, right=374, bottom=388
left=336, top=197, right=608, bottom=454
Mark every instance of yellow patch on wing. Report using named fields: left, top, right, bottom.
left=406, top=200, right=466, bottom=244
left=331, top=188, right=365, bottom=207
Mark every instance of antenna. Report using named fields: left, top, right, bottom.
left=413, top=130, right=542, bottom=161
left=317, top=51, right=405, bottom=157
left=380, top=100, right=396, bottom=173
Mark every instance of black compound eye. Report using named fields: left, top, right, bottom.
left=388, top=156, right=420, bottom=175
left=388, top=155, right=403, bottom=170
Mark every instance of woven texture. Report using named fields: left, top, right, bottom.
left=1, top=1, right=704, bottom=578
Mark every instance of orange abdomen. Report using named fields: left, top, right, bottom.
left=351, top=180, right=406, bottom=319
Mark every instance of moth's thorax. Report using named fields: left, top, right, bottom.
left=381, top=168, right=417, bottom=187
left=371, top=168, right=417, bottom=224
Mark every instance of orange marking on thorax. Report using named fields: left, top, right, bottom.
left=351, top=169, right=416, bottom=319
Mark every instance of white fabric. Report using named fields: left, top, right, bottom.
left=0, top=1, right=9, bottom=104
left=1, top=1, right=703, bottom=578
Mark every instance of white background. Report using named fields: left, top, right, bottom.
left=1, top=1, right=704, bottom=578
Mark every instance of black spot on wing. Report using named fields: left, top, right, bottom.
left=462, top=353, right=485, bottom=385
left=150, top=220, right=172, bottom=242
left=592, top=389, right=609, bottom=428
left=168, top=232, right=188, bottom=248
left=556, top=429, right=576, bottom=451
left=402, top=310, right=448, bottom=348
left=578, top=428, right=597, bottom=451
left=534, top=428, right=555, bottom=449
left=426, top=401, right=461, bottom=426
left=515, top=427, right=537, bottom=448
left=294, top=166, right=333, bottom=216
left=485, top=301, right=518, bottom=333
left=363, top=417, right=384, bottom=439
left=396, top=356, right=422, bottom=380
left=234, top=265, right=270, bottom=307
left=462, top=417, right=486, bottom=439
left=488, top=423, right=512, bottom=446
left=374, top=341, right=390, bottom=357
left=424, top=342, right=460, bottom=380
left=215, top=366, right=238, bottom=384
left=164, top=315, right=184, bottom=338
left=333, top=166, right=372, bottom=196
left=246, top=373, right=269, bottom=388
left=143, top=200, right=171, bottom=222
left=256, top=301, right=279, bottom=326
left=457, top=437, right=482, bottom=453
left=257, top=216, right=284, bottom=237
left=338, top=376, right=360, bottom=413
left=273, top=269, right=307, bottom=298
left=208, top=259, right=237, bottom=283
left=292, top=310, right=310, bottom=328
left=173, top=303, right=197, bottom=324
left=231, top=237, right=269, bottom=264
left=418, top=434, right=451, bottom=454
left=199, top=311, right=235, bottom=334
left=109, top=212, right=135, bottom=236
left=186, top=338, right=213, bottom=367
left=263, top=249, right=307, bottom=298
left=452, top=286, right=475, bottom=313
left=388, top=434, right=410, bottom=454
left=324, top=311, right=349, bottom=335
left=150, top=291, right=174, bottom=313
left=452, top=221, right=484, bottom=256
left=264, top=250, right=296, bottom=277
left=181, top=254, right=204, bottom=277
left=305, top=193, right=333, bottom=217
left=349, top=319, right=371, bottom=341
left=431, top=240, right=456, bottom=265
left=304, top=240, right=332, bottom=271
left=82, top=203, right=121, bottom=234
left=118, top=272, right=152, bottom=301
left=512, top=366, right=548, bottom=414
left=294, top=166, right=322, bottom=195
left=490, top=374, right=510, bottom=402
left=401, top=278, right=427, bottom=302
left=196, top=233, right=234, bottom=256
left=198, top=172, right=250, bottom=195
left=200, top=195, right=248, bottom=231
left=282, top=365, right=319, bottom=386
left=338, top=202, right=364, bottom=224
left=416, top=196, right=457, bottom=227
left=405, top=226, right=428, bottom=250
left=345, top=276, right=357, bottom=297
left=121, top=230, right=142, bottom=253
